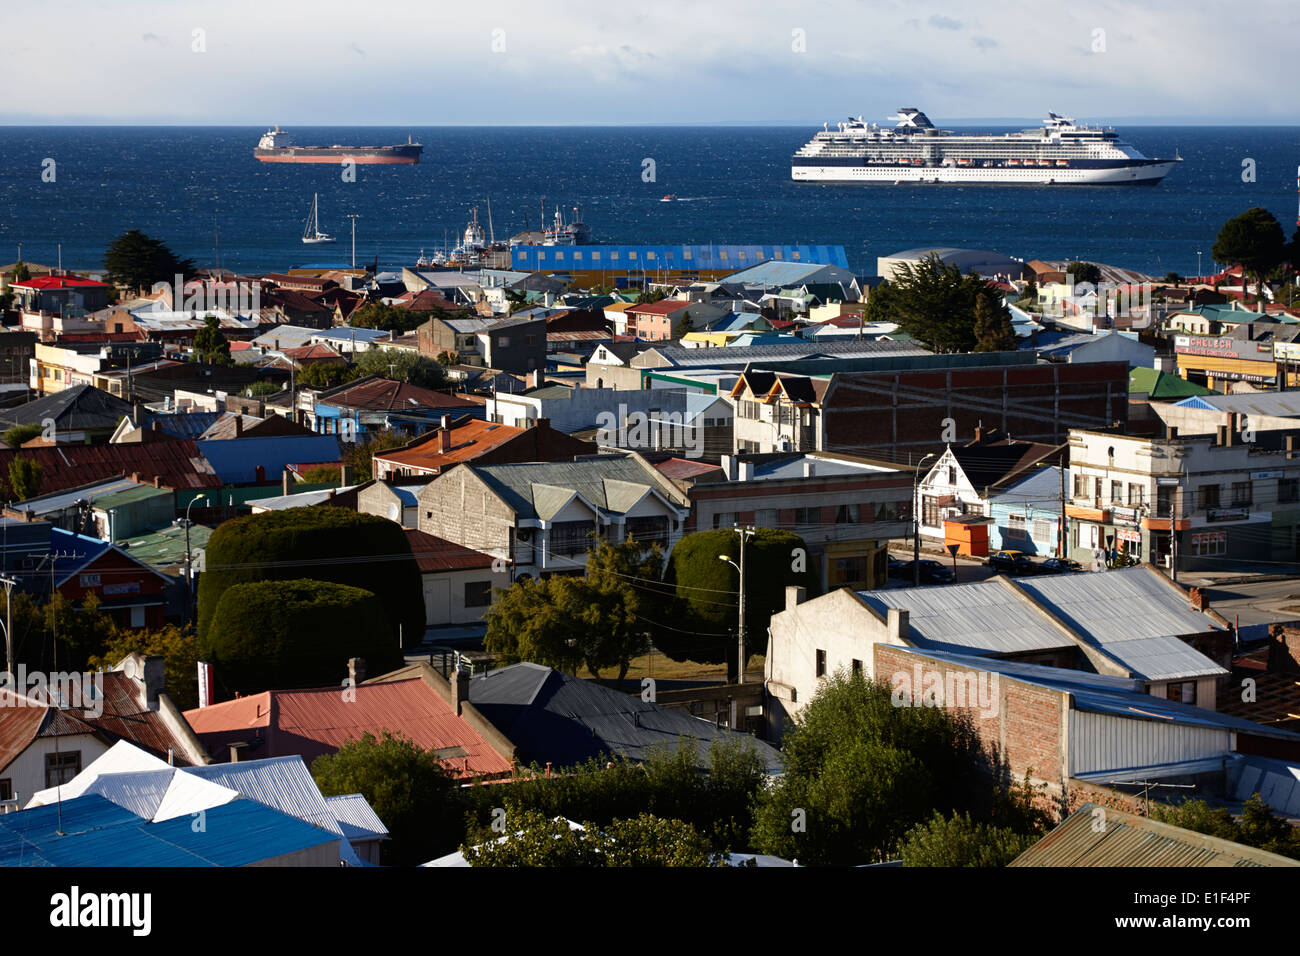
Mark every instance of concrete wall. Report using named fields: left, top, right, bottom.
left=417, top=468, right=515, bottom=565
left=4, top=733, right=109, bottom=808
left=421, top=566, right=498, bottom=626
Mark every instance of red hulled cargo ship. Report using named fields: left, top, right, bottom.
left=254, top=127, right=422, bottom=164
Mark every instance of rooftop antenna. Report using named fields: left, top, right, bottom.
left=347, top=214, right=361, bottom=269
left=487, top=198, right=495, bottom=245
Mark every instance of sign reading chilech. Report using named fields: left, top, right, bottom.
left=1207, top=507, right=1249, bottom=523
left=1175, top=335, right=1272, bottom=361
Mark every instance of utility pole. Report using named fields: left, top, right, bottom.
left=181, top=494, right=208, bottom=625
left=912, top=453, right=937, bottom=587
left=718, top=527, right=755, bottom=685
left=0, top=573, right=17, bottom=677
left=1059, top=457, right=1068, bottom=559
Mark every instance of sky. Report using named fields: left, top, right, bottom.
left=2, top=0, right=1297, bottom=126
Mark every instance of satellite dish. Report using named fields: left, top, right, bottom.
left=387, top=503, right=400, bottom=521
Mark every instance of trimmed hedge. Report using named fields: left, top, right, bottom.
left=658, top=528, right=820, bottom=664
left=202, top=578, right=399, bottom=694
left=197, top=506, right=424, bottom=648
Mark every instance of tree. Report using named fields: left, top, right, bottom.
left=103, top=229, right=194, bottom=294
left=352, top=348, right=447, bottom=389
left=1152, top=793, right=1300, bottom=860
left=11, top=261, right=31, bottom=283
left=749, top=672, right=989, bottom=865
left=973, top=291, right=1017, bottom=352
left=197, top=507, right=424, bottom=653
left=202, top=578, right=398, bottom=694
left=298, top=464, right=341, bottom=483
left=297, top=361, right=357, bottom=389
left=1162, top=272, right=1184, bottom=285
left=88, top=624, right=199, bottom=710
left=2, top=423, right=43, bottom=448
left=674, top=311, right=693, bottom=339
left=312, top=730, right=459, bottom=867
left=1064, top=261, right=1102, bottom=285
left=7, top=456, right=42, bottom=502
left=658, top=528, right=820, bottom=672
left=244, top=380, right=283, bottom=398
left=867, top=254, right=999, bottom=353
left=1212, top=208, right=1287, bottom=307
left=483, top=536, right=669, bottom=681
left=898, top=811, right=1037, bottom=867
left=191, top=314, right=232, bottom=365
left=349, top=302, right=426, bottom=334
left=435, top=350, right=460, bottom=366
left=342, top=427, right=411, bottom=482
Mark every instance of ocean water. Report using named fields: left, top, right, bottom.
left=0, top=125, right=1296, bottom=278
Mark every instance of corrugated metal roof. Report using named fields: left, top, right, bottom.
left=326, top=792, right=389, bottom=840
left=474, top=457, right=684, bottom=520
left=1233, top=756, right=1300, bottom=818
left=404, top=529, right=495, bottom=573
left=185, top=756, right=348, bottom=840
left=1010, top=802, right=1300, bottom=867
left=184, top=680, right=512, bottom=778
left=862, top=579, right=1074, bottom=655
left=0, top=441, right=221, bottom=494
left=195, top=434, right=342, bottom=484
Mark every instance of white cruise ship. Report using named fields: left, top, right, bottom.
left=792, top=109, right=1180, bottom=185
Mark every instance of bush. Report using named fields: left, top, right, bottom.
left=2, top=423, right=43, bottom=448
left=203, top=578, right=397, bottom=693
left=197, top=506, right=424, bottom=648
left=898, top=811, right=1037, bottom=867
left=658, top=528, right=819, bottom=665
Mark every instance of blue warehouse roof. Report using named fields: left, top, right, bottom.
left=512, top=244, right=849, bottom=273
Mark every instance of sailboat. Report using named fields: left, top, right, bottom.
left=301, top=193, right=335, bottom=244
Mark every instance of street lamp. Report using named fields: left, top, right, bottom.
left=181, top=494, right=208, bottom=624
left=1196, top=251, right=1202, bottom=281
left=912, top=453, right=937, bottom=587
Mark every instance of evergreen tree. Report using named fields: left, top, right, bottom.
left=1212, top=207, right=1287, bottom=307
left=103, top=229, right=194, bottom=294
left=973, top=291, right=1017, bottom=352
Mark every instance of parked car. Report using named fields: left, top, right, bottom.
left=887, top=555, right=911, bottom=578
left=912, top=559, right=956, bottom=584
left=986, top=550, right=1035, bottom=575
left=1036, top=557, right=1082, bottom=575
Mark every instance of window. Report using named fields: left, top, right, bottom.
left=875, top=501, right=900, bottom=521
left=525, top=335, right=536, bottom=345
left=922, top=496, right=942, bottom=526
left=851, top=659, right=863, bottom=676
left=1110, top=480, right=1123, bottom=503
left=1094, top=477, right=1103, bottom=500
left=712, top=511, right=738, bottom=529
left=1197, top=484, right=1219, bottom=510
left=835, top=556, right=865, bottom=583
left=755, top=509, right=779, bottom=528
left=1005, top=514, right=1027, bottom=540
left=835, top=503, right=859, bottom=524
left=464, top=581, right=493, bottom=607
left=1231, top=480, right=1252, bottom=506
left=1127, top=483, right=1144, bottom=506
left=1281, top=478, right=1299, bottom=503
left=1157, top=486, right=1175, bottom=518
left=550, top=521, right=595, bottom=556
left=497, top=336, right=510, bottom=348
left=1167, top=681, right=1197, bottom=704
left=1191, top=531, right=1226, bottom=555
left=0, top=778, right=11, bottom=801
left=947, top=465, right=957, bottom=484
left=794, top=506, right=820, bottom=526
left=625, top=515, right=668, bottom=546
left=1073, top=474, right=1088, bottom=498
left=45, top=751, right=81, bottom=788
left=1033, top=518, right=1054, bottom=542
left=816, top=649, right=827, bottom=678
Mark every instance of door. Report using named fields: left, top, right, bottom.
left=423, top=578, right=451, bottom=626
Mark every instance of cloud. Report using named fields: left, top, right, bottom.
left=348, top=42, right=365, bottom=57
left=971, top=36, right=998, bottom=51
left=141, top=33, right=166, bottom=46
left=929, top=15, right=963, bottom=30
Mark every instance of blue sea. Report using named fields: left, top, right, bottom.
left=0, top=125, right=1296, bottom=278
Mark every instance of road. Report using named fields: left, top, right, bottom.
left=1197, top=578, right=1300, bottom=628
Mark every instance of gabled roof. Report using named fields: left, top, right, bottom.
left=467, top=662, right=784, bottom=773
left=469, top=456, right=686, bottom=520
left=1129, top=367, right=1216, bottom=399
left=375, top=419, right=527, bottom=473
left=318, top=376, right=479, bottom=412
left=0, top=441, right=221, bottom=495
left=183, top=679, right=512, bottom=779
left=0, top=385, right=132, bottom=431
left=404, top=528, right=495, bottom=572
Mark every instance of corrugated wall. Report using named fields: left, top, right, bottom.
left=1068, top=709, right=1229, bottom=776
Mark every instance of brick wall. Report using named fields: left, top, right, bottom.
left=872, top=644, right=1068, bottom=797
left=417, top=467, right=515, bottom=558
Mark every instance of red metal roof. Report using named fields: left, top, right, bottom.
left=12, top=276, right=111, bottom=290
left=655, top=458, right=724, bottom=480
left=404, top=528, right=495, bottom=573
left=627, top=300, right=689, bottom=315
left=374, top=419, right=525, bottom=473
left=0, top=441, right=222, bottom=493
left=184, top=679, right=512, bottom=778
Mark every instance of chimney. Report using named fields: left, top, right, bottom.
left=720, top=454, right=738, bottom=481
left=887, top=608, right=910, bottom=643
left=340, top=464, right=354, bottom=485
left=347, top=657, right=366, bottom=685
left=803, top=458, right=816, bottom=478
left=738, top=460, right=754, bottom=482
left=451, top=662, right=470, bottom=716
left=282, top=469, right=291, bottom=496
left=440, top=413, right=452, bottom=430
left=528, top=369, right=543, bottom=389
left=228, top=743, right=246, bottom=764
left=438, top=427, right=452, bottom=453
left=133, top=401, right=146, bottom=426
left=153, top=475, right=161, bottom=489
left=1189, top=587, right=1209, bottom=612
left=234, top=414, right=243, bottom=437
left=151, top=420, right=161, bottom=433
left=785, top=585, right=806, bottom=612
left=1229, top=412, right=1240, bottom=444
left=142, top=655, right=166, bottom=711
left=974, top=423, right=986, bottom=443
left=1217, top=424, right=1228, bottom=446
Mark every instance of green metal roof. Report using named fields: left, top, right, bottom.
left=91, top=485, right=173, bottom=511
left=1129, top=367, right=1217, bottom=399
left=117, top=523, right=212, bottom=573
